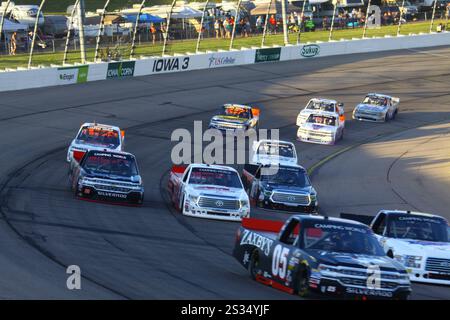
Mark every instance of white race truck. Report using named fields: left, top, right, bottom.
left=168, top=164, right=250, bottom=221
left=297, top=110, right=345, bottom=145
left=251, top=139, right=298, bottom=166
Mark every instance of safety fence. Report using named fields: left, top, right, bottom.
left=1, top=30, right=449, bottom=92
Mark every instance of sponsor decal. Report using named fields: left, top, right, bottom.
left=97, top=191, right=127, bottom=199
left=255, top=48, right=281, bottom=63
left=107, top=61, right=135, bottom=78
left=346, top=287, right=393, bottom=298
left=152, top=57, right=190, bottom=73
left=301, top=44, right=320, bottom=58
left=57, top=66, right=89, bottom=84
left=240, top=230, right=273, bottom=256
left=208, top=55, right=236, bottom=68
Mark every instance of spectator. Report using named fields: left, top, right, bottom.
left=150, top=23, right=157, bottom=44
left=256, top=15, right=263, bottom=34
left=269, top=15, right=277, bottom=34
left=214, top=19, right=221, bottom=39
left=10, top=32, right=17, bottom=55
left=244, top=18, right=251, bottom=37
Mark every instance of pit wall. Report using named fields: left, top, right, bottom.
left=0, top=32, right=449, bottom=92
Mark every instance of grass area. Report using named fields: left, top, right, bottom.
left=0, top=19, right=447, bottom=70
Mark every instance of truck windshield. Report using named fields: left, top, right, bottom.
left=83, top=153, right=138, bottom=177
left=189, top=167, right=243, bottom=189
left=220, top=106, right=251, bottom=119
left=77, top=125, right=120, bottom=148
left=306, top=100, right=335, bottom=112
left=363, top=96, right=388, bottom=106
left=261, top=166, right=310, bottom=187
left=387, top=215, right=449, bottom=242
left=257, top=142, right=295, bottom=158
left=302, top=222, right=385, bottom=256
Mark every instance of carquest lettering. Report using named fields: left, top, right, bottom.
left=153, top=57, right=190, bottom=72
left=240, top=230, right=273, bottom=256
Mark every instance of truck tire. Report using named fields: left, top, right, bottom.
left=249, top=250, right=260, bottom=280
left=295, top=265, right=311, bottom=298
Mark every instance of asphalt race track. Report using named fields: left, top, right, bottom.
left=0, top=46, right=449, bottom=299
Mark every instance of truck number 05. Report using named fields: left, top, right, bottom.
left=272, top=245, right=289, bottom=279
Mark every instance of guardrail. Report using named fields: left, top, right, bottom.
left=0, top=31, right=449, bottom=92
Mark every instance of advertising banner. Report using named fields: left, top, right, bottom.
left=57, top=65, right=89, bottom=84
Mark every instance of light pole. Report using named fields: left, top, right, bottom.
left=130, top=0, right=146, bottom=59
left=95, top=0, right=110, bottom=62
left=63, top=0, right=80, bottom=65
left=28, top=0, right=46, bottom=69
left=229, top=0, right=243, bottom=50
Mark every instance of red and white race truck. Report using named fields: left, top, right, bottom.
left=168, top=164, right=250, bottom=221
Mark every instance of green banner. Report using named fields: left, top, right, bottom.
left=255, top=48, right=281, bottom=63
left=107, top=61, right=136, bottom=79
left=57, top=65, right=89, bottom=84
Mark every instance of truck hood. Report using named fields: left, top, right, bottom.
left=386, top=238, right=450, bottom=258
left=263, top=183, right=313, bottom=194
left=188, top=185, right=246, bottom=198
left=211, top=115, right=247, bottom=125
left=309, top=250, right=403, bottom=271
left=355, top=104, right=387, bottom=113
left=301, top=123, right=336, bottom=133
left=73, top=139, right=119, bottom=151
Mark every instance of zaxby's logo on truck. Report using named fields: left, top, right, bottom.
left=301, top=44, right=320, bottom=58
left=107, top=61, right=135, bottom=79
left=152, top=57, right=190, bottom=73
left=255, top=48, right=281, bottom=63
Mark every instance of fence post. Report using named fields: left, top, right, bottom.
left=78, top=0, right=87, bottom=63
left=430, top=0, right=438, bottom=32
left=95, top=0, right=110, bottom=62
left=261, top=0, right=273, bottom=47
left=28, top=0, right=46, bottom=69
left=63, top=0, right=80, bottom=65
left=162, top=0, right=177, bottom=56
left=397, top=0, right=405, bottom=36
left=296, top=0, right=307, bottom=45
left=229, top=0, right=243, bottom=50
left=196, top=0, right=210, bottom=52
left=329, top=0, right=338, bottom=41
left=362, top=0, right=371, bottom=38
left=130, top=0, right=146, bottom=59
left=281, top=0, right=289, bottom=45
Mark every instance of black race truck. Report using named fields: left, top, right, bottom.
left=233, top=215, right=412, bottom=299
left=241, top=164, right=318, bottom=213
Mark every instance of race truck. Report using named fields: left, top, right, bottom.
left=69, top=150, right=144, bottom=205
left=352, top=93, right=400, bottom=122
left=67, top=123, right=125, bottom=162
left=208, top=104, right=260, bottom=134
left=241, top=164, right=318, bottom=213
left=233, top=216, right=412, bottom=299
left=297, top=111, right=345, bottom=145
left=296, top=98, right=345, bottom=126
left=251, top=139, right=298, bottom=166
left=341, top=210, right=450, bottom=285
left=168, top=164, right=250, bottom=221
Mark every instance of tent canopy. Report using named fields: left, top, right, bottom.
left=123, top=13, right=164, bottom=23
left=0, top=17, right=29, bottom=32
left=145, top=5, right=204, bottom=19
left=250, top=1, right=304, bottom=16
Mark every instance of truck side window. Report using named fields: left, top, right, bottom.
left=182, top=169, right=190, bottom=183
left=373, top=213, right=386, bottom=235
left=279, top=219, right=300, bottom=245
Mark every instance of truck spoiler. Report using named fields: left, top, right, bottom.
left=340, top=213, right=375, bottom=225
left=170, top=164, right=187, bottom=177
left=242, top=218, right=284, bottom=233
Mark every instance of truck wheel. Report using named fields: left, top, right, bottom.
left=387, top=250, right=394, bottom=258
left=249, top=250, right=260, bottom=280
left=385, top=113, right=390, bottom=122
left=178, top=195, right=185, bottom=213
left=392, top=109, right=398, bottom=120
left=296, top=265, right=311, bottom=298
